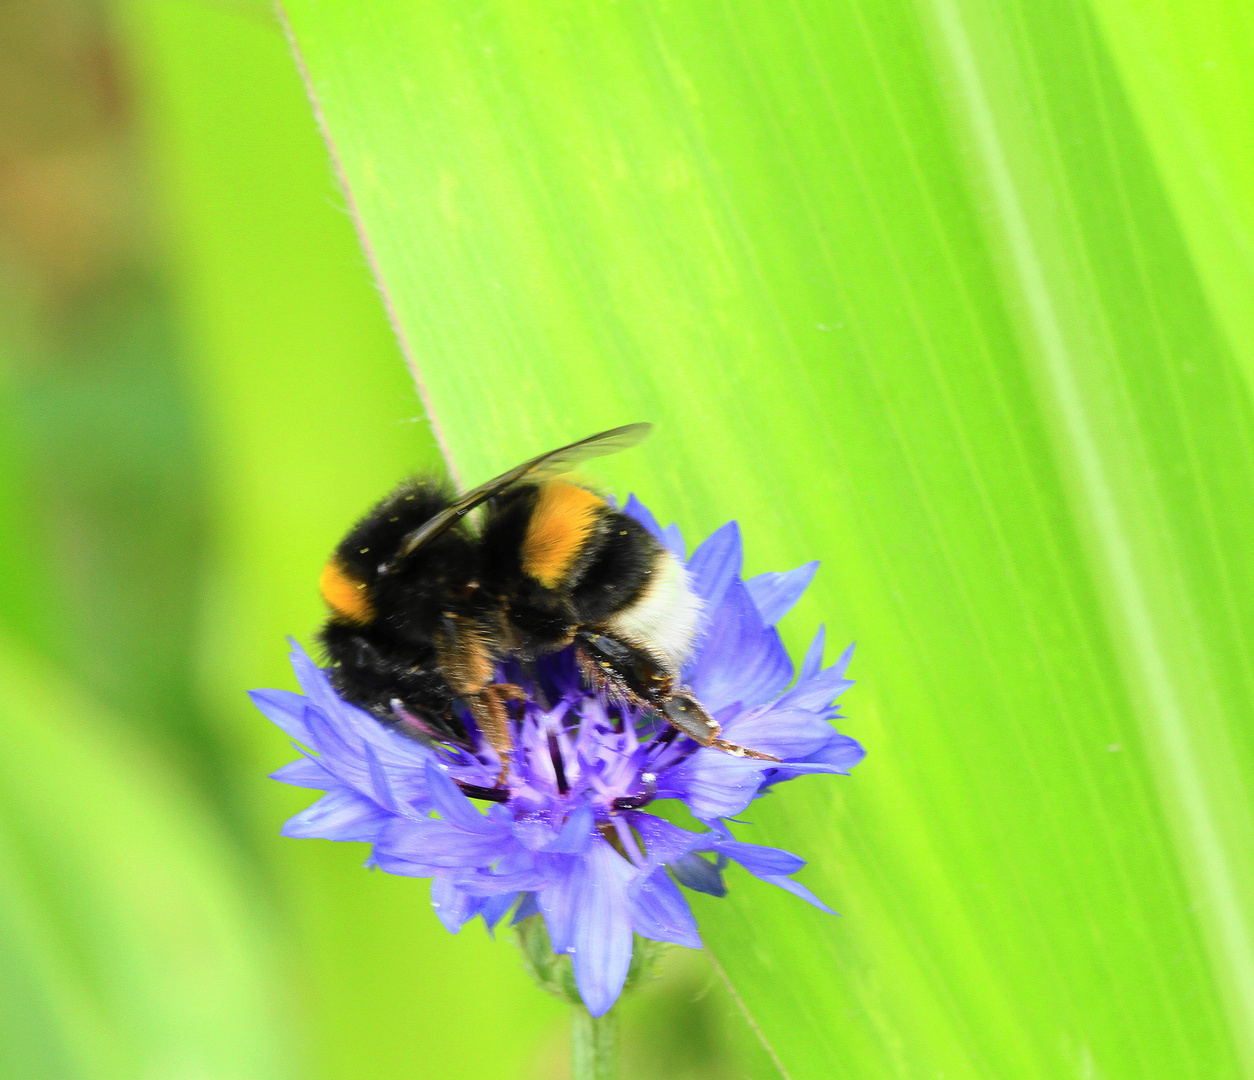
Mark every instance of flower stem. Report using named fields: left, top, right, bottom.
left=571, top=1005, right=617, bottom=1080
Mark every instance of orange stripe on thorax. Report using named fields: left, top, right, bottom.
left=521, top=481, right=606, bottom=589
left=320, top=560, right=375, bottom=624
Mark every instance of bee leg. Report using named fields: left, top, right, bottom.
left=518, top=660, right=551, bottom=709
left=466, top=688, right=516, bottom=783
left=388, top=699, right=471, bottom=749
left=487, top=682, right=527, bottom=704
left=660, top=691, right=780, bottom=762
left=577, top=632, right=780, bottom=762
left=576, top=632, right=672, bottom=705
left=656, top=692, right=718, bottom=742
left=435, top=615, right=519, bottom=783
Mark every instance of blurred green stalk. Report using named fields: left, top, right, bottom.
left=572, top=1008, right=618, bottom=1080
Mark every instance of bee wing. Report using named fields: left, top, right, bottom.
left=394, top=423, right=652, bottom=558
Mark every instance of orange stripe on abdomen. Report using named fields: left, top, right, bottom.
left=521, top=481, right=606, bottom=589
left=320, top=560, right=375, bottom=624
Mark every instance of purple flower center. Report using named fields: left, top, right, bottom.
left=423, top=658, right=694, bottom=823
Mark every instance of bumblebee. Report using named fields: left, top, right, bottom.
left=318, top=424, right=776, bottom=780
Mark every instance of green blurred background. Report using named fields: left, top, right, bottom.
left=0, top=2, right=765, bottom=1077
left=3, top=0, right=1254, bottom=1077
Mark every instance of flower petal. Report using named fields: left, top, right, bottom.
left=778, top=641, right=855, bottom=713
left=720, top=706, right=838, bottom=760
left=688, top=581, right=793, bottom=711
left=714, top=838, right=805, bottom=877
left=543, top=803, right=595, bottom=854
left=702, top=829, right=837, bottom=912
left=536, top=859, right=578, bottom=953
left=569, top=838, right=636, bottom=1017
left=431, top=874, right=485, bottom=933
left=368, top=850, right=439, bottom=877
left=684, top=521, right=742, bottom=610
left=630, top=867, right=702, bottom=947
left=288, top=641, right=360, bottom=725
left=755, top=873, right=836, bottom=914
left=376, top=814, right=513, bottom=868
left=452, top=865, right=548, bottom=895
left=803, top=732, right=866, bottom=772
left=282, top=787, right=391, bottom=843
left=660, top=524, right=685, bottom=558
left=269, top=755, right=333, bottom=789
left=622, top=494, right=664, bottom=539
left=625, top=811, right=706, bottom=868
left=285, top=642, right=440, bottom=769
left=669, top=852, right=727, bottom=897
left=249, top=689, right=313, bottom=742
left=362, top=741, right=401, bottom=814
left=660, top=750, right=772, bottom=820
left=512, top=892, right=540, bottom=925
left=450, top=843, right=545, bottom=897
left=425, top=759, right=495, bottom=832
left=744, top=561, right=818, bottom=626
left=799, top=626, right=826, bottom=681
left=480, top=891, right=519, bottom=933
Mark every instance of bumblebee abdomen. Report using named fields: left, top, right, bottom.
left=559, top=508, right=702, bottom=672
left=483, top=480, right=699, bottom=668
left=599, top=546, right=701, bottom=672
left=520, top=480, right=608, bottom=588
left=567, top=514, right=654, bottom=622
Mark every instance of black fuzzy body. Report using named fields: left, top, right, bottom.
left=318, top=478, right=659, bottom=745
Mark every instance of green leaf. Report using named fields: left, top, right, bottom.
left=1088, top=0, right=1254, bottom=391
left=0, top=633, right=292, bottom=1079
left=275, top=0, right=1254, bottom=1075
left=119, top=4, right=569, bottom=1077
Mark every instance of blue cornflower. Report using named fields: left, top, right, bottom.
left=252, top=498, right=863, bottom=1016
